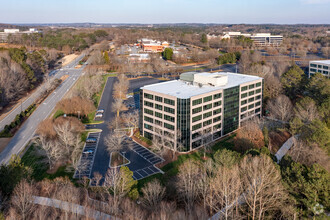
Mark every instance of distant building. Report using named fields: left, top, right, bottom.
left=221, top=32, right=282, bottom=46
left=250, top=33, right=283, bottom=47
left=127, top=53, right=150, bottom=63
left=140, top=72, right=263, bottom=152
left=309, top=60, right=330, bottom=78
left=138, top=38, right=168, bottom=52
left=0, top=28, right=40, bottom=42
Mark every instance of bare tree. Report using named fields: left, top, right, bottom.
left=35, top=136, right=63, bottom=169
left=240, top=155, right=290, bottom=220
left=10, top=179, right=36, bottom=220
left=235, top=120, right=265, bottom=152
left=112, top=98, right=124, bottom=118
left=207, top=165, right=241, bottom=219
left=267, top=94, right=293, bottom=122
left=176, top=159, right=201, bottom=214
left=104, top=131, right=125, bottom=155
left=294, top=97, right=319, bottom=124
left=141, top=179, right=165, bottom=210
left=124, top=110, right=139, bottom=129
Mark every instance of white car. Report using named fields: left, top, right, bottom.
left=96, top=109, right=104, bottom=114
left=95, top=113, right=103, bottom=118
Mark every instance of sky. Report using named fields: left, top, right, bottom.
left=0, top=0, right=329, bottom=24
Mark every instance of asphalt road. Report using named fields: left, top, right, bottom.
left=89, top=77, right=163, bottom=182
left=0, top=54, right=85, bottom=132
left=0, top=61, right=86, bottom=165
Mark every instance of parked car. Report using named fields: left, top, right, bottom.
left=95, top=113, right=103, bottom=118
left=83, top=149, right=94, bottom=154
left=86, top=138, right=97, bottom=143
left=96, top=109, right=104, bottom=113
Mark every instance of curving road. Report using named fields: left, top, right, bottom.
left=0, top=57, right=86, bottom=165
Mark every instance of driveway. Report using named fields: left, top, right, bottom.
left=76, top=77, right=164, bottom=183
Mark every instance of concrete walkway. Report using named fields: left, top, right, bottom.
left=33, top=196, right=113, bottom=220
left=275, top=135, right=297, bottom=162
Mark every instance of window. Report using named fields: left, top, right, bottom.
left=241, top=106, right=247, bottom=112
left=192, top=123, right=202, bottom=131
left=203, top=95, right=212, bottom=103
left=144, top=123, right=153, bottom=130
left=310, top=64, right=317, bottom=68
left=241, top=100, right=247, bottom=105
left=203, top=104, right=212, bottom=111
left=164, top=114, right=175, bottom=122
left=213, top=108, right=221, bottom=115
left=318, top=65, right=322, bottom=68
left=164, top=123, right=174, bottom=130
left=144, top=116, right=153, bottom=123
left=164, top=98, right=175, bottom=106
left=144, top=93, right=153, bottom=100
left=203, top=119, right=212, bottom=127
left=324, top=66, right=329, bottom=70
left=192, top=132, right=200, bottom=139
left=192, top=115, right=202, bottom=123
left=241, top=93, right=247, bottom=98
left=144, top=108, right=153, bottom=115
left=155, top=119, right=162, bottom=126
left=255, top=108, right=261, bottom=113
left=213, top=123, right=221, bottom=130
left=213, top=101, right=221, bottom=107
left=203, top=111, right=212, bottom=119
left=256, top=82, right=261, bottom=87
left=155, top=96, right=163, bottom=102
left=155, top=104, right=162, bottom=110
left=255, top=101, right=261, bottom=106
left=248, top=97, right=254, bottom=103
left=310, top=68, right=317, bottom=72
left=192, top=98, right=202, bottom=106
left=155, top=111, right=162, bottom=118
left=256, top=88, right=261, bottom=94
left=248, top=104, right=254, bottom=109
left=256, top=95, right=261, bottom=100
left=214, top=93, right=222, bottom=99
left=213, top=116, right=221, bottom=123
left=241, top=86, right=248, bottom=91
left=144, top=101, right=153, bottom=108
left=192, top=107, right=202, bottom=114
left=249, top=84, right=255, bottom=89
left=249, top=91, right=255, bottom=96
left=164, top=106, right=175, bottom=114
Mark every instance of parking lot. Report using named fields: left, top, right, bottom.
left=119, top=138, right=164, bottom=180
left=74, top=132, right=101, bottom=178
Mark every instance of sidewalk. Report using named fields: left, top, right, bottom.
left=33, top=196, right=113, bottom=220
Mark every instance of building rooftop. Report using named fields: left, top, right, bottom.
left=141, top=72, right=262, bottom=99
left=310, top=60, right=330, bottom=65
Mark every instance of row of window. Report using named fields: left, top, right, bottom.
left=241, top=82, right=262, bottom=92
left=192, top=101, right=222, bottom=115
left=144, top=93, right=175, bottom=106
left=310, top=64, right=329, bottom=70
left=241, top=88, right=262, bottom=99
left=241, top=101, right=261, bottom=112
left=192, top=93, right=222, bottom=106
left=144, top=108, right=175, bottom=123
left=192, top=116, right=222, bottom=131
left=241, top=96, right=261, bottom=105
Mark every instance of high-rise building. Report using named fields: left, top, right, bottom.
left=309, top=60, right=330, bottom=78
left=139, top=72, right=263, bottom=152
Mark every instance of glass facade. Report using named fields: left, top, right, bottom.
left=177, top=98, right=191, bottom=151
left=223, top=86, right=239, bottom=135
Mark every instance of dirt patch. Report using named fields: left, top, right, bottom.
left=0, top=138, right=11, bottom=153
left=269, top=130, right=291, bottom=153
left=60, top=75, right=69, bottom=81
left=60, top=54, right=78, bottom=66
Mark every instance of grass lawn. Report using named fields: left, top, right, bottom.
left=21, top=145, right=74, bottom=182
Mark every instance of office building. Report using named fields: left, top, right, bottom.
left=139, top=72, right=263, bottom=152
left=250, top=33, right=283, bottom=47
left=309, top=60, right=330, bottom=78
